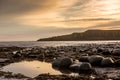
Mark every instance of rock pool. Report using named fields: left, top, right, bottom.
left=0, top=60, right=62, bottom=78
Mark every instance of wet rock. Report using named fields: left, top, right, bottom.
left=12, top=51, right=22, bottom=58
left=52, top=57, right=73, bottom=68
left=59, top=57, right=73, bottom=68
left=0, top=52, right=8, bottom=58
left=56, top=68, right=71, bottom=74
left=102, top=48, right=112, bottom=55
left=69, top=62, right=92, bottom=74
left=79, top=47, right=89, bottom=52
left=13, top=53, right=21, bottom=58
left=97, top=48, right=104, bottom=53
left=79, top=62, right=92, bottom=74
left=112, top=49, right=120, bottom=56
left=101, top=57, right=114, bottom=67
left=92, top=48, right=97, bottom=53
left=88, top=55, right=104, bottom=66
left=79, top=56, right=89, bottom=62
left=34, top=74, right=91, bottom=80
left=0, top=71, right=29, bottom=79
left=115, top=59, right=120, bottom=67
left=73, top=47, right=77, bottom=52
left=52, top=58, right=61, bottom=68
left=0, top=58, right=9, bottom=63
left=69, top=62, right=82, bottom=72
left=28, top=55, right=38, bottom=58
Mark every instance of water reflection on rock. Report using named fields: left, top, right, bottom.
left=52, top=66, right=72, bottom=74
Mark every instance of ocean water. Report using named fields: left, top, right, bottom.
left=0, top=41, right=120, bottom=47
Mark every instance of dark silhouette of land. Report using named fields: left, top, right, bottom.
left=38, top=30, right=120, bottom=41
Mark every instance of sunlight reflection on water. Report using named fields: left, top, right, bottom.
left=1, top=60, right=62, bottom=78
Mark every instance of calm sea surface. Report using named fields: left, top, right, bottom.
left=0, top=41, right=120, bottom=47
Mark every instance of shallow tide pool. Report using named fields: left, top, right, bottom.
left=1, top=60, right=120, bottom=79
left=1, top=60, right=62, bottom=78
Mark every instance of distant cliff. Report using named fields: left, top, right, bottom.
left=37, top=30, right=120, bottom=41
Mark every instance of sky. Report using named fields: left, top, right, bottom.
left=0, top=0, right=120, bottom=41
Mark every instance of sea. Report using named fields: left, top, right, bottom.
left=0, top=41, right=120, bottom=47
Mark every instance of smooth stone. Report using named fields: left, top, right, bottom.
left=79, top=56, right=89, bottom=62
left=69, top=62, right=92, bottom=74
left=112, top=49, right=120, bottom=56
left=79, top=62, right=92, bottom=74
left=97, top=48, right=104, bottom=53
left=115, top=59, right=120, bottom=67
left=52, top=58, right=63, bottom=68
left=88, top=55, right=104, bottom=66
left=102, top=48, right=111, bottom=55
left=101, top=57, right=114, bottom=67
left=69, top=62, right=82, bottom=72
left=52, top=57, right=73, bottom=68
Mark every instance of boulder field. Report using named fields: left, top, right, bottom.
left=52, top=55, right=117, bottom=74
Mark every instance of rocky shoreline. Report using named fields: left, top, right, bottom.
left=0, top=43, right=120, bottom=80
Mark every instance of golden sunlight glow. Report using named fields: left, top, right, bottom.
left=16, top=0, right=120, bottom=29
left=100, top=0, right=120, bottom=15
left=1, top=0, right=120, bottom=41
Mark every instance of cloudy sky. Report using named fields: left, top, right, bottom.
left=0, top=0, right=120, bottom=41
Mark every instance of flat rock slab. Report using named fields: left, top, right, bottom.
left=0, top=58, right=9, bottom=63
left=95, top=68, right=120, bottom=79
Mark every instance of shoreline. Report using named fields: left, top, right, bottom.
left=0, top=43, right=120, bottom=80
